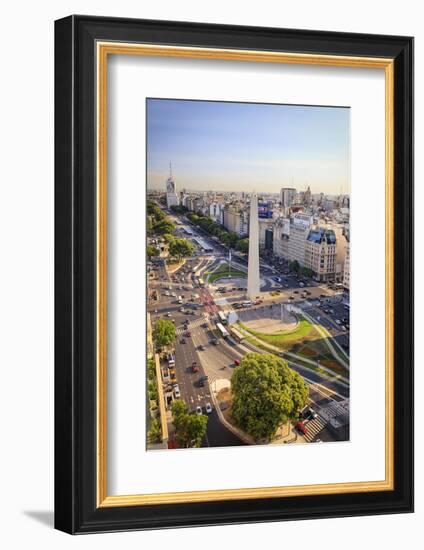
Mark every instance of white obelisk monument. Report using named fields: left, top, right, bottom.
left=247, top=191, right=260, bottom=299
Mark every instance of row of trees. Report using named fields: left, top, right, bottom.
left=171, top=400, right=208, bottom=448
left=289, top=260, right=314, bottom=278
left=186, top=212, right=239, bottom=249
left=147, top=201, right=195, bottom=260
left=231, top=353, right=309, bottom=442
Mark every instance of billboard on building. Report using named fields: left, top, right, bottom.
left=292, top=213, right=313, bottom=228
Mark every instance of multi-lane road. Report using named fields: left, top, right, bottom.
left=148, top=210, right=350, bottom=446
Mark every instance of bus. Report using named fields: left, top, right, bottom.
left=217, top=311, right=227, bottom=325
left=229, top=326, right=245, bottom=344
left=216, top=322, right=230, bottom=339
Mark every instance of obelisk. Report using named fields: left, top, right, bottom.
left=247, top=191, right=260, bottom=299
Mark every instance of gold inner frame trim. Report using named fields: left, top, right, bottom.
left=96, top=41, right=395, bottom=508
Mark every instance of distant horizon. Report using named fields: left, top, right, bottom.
left=147, top=98, right=350, bottom=195
left=147, top=188, right=349, bottom=199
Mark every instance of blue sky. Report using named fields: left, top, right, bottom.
left=146, top=99, right=350, bottom=195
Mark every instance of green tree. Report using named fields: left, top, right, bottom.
left=148, top=417, right=162, bottom=443
left=153, top=219, right=176, bottom=235
left=170, top=205, right=188, bottom=214
left=301, top=266, right=314, bottom=278
left=170, top=400, right=208, bottom=448
left=171, top=400, right=188, bottom=430
left=168, top=238, right=195, bottom=260
left=147, top=245, right=159, bottom=258
left=231, top=353, right=308, bottom=442
left=289, top=260, right=300, bottom=273
left=154, top=319, right=176, bottom=349
left=162, top=233, right=175, bottom=244
left=147, top=201, right=165, bottom=221
left=236, top=238, right=249, bottom=253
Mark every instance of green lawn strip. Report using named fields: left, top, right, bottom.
left=239, top=319, right=314, bottom=349
left=239, top=318, right=349, bottom=379
left=242, top=333, right=342, bottom=381
left=207, top=268, right=247, bottom=283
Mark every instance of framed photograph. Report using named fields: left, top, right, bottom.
left=54, top=15, right=414, bottom=533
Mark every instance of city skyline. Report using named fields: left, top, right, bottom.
left=147, top=98, right=350, bottom=195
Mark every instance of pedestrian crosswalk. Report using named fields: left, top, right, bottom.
left=318, top=399, right=349, bottom=428
left=303, top=417, right=326, bottom=442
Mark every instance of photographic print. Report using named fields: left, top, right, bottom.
left=146, top=98, right=350, bottom=450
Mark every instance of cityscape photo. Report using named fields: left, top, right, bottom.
left=146, top=98, right=350, bottom=450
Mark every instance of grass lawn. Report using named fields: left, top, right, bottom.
left=206, top=262, right=247, bottom=283
left=239, top=319, right=315, bottom=350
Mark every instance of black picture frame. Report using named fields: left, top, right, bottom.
left=55, top=15, right=414, bottom=534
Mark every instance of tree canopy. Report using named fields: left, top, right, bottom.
left=231, top=353, right=309, bottom=442
left=289, top=260, right=300, bottom=273
left=171, top=401, right=208, bottom=448
left=147, top=245, right=159, bottom=258
left=147, top=201, right=165, bottom=222
left=236, top=238, right=249, bottom=253
left=168, top=238, right=195, bottom=260
left=154, top=319, right=176, bottom=349
left=153, top=219, right=176, bottom=235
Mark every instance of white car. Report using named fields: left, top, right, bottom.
left=195, top=405, right=202, bottom=415
left=205, top=403, right=212, bottom=414
left=174, top=386, right=181, bottom=399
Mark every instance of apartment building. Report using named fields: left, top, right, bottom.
left=305, top=227, right=337, bottom=282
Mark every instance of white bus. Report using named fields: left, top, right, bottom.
left=216, top=322, right=230, bottom=339
left=217, top=311, right=227, bottom=325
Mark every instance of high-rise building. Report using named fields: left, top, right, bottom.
left=272, top=217, right=290, bottom=259
left=279, top=187, right=297, bottom=207
left=264, top=228, right=274, bottom=251
left=288, top=213, right=313, bottom=266
left=165, top=163, right=179, bottom=208
left=247, top=192, right=260, bottom=299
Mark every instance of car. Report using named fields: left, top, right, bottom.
left=335, top=319, right=342, bottom=325
left=174, top=386, right=181, bottom=399
left=185, top=319, right=190, bottom=324
left=185, top=331, right=191, bottom=337
left=306, top=407, right=318, bottom=420
left=198, top=375, right=208, bottom=387
left=211, top=339, right=219, bottom=346
left=195, top=405, right=202, bottom=415
left=294, top=290, right=299, bottom=294
left=170, top=371, right=177, bottom=383
left=180, top=338, right=186, bottom=344
left=165, top=291, right=170, bottom=296
left=205, top=403, right=212, bottom=414
left=166, top=312, right=171, bottom=317
left=234, top=359, right=240, bottom=366
left=191, top=362, right=199, bottom=373
left=295, top=421, right=308, bottom=435
left=198, top=344, right=206, bottom=351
